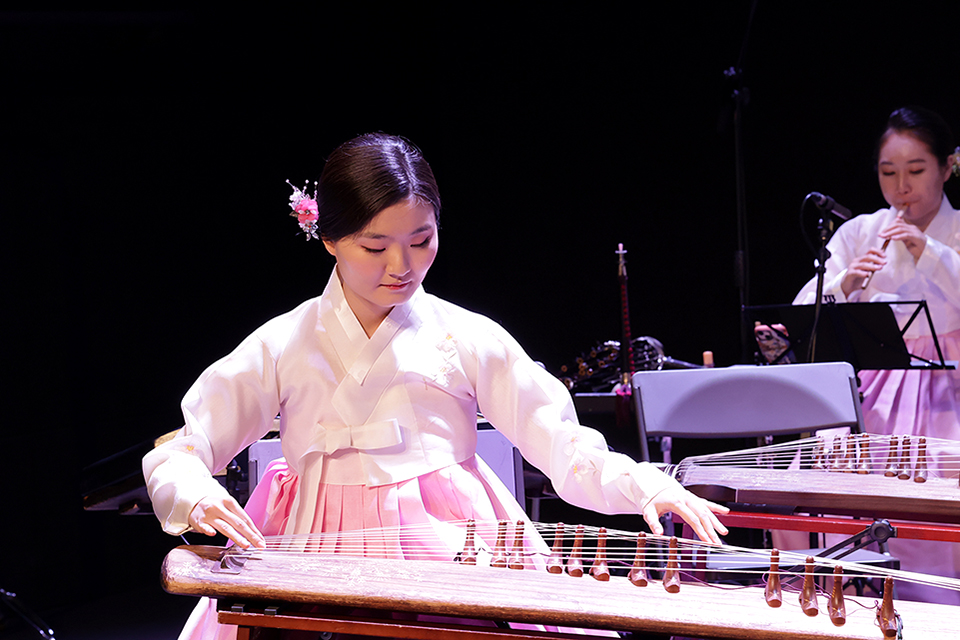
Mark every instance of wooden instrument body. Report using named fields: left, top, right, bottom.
left=163, top=545, right=960, bottom=639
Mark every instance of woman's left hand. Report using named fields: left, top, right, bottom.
left=879, top=215, right=927, bottom=261
left=641, top=487, right=730, bottom=545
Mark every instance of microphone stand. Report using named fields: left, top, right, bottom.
left=806, top=196, right=838, bottom=363
left=615, top=244, right=637, bottom=440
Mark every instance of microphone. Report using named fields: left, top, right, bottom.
left=810, top=192, right=852, bottom=220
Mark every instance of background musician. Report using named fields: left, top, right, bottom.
left=794, top=106, right=960, bottom=604
left=142, top=133, right=729, bottom=638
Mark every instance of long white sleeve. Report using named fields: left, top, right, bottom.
left=143, top=329, right=284, bottom=534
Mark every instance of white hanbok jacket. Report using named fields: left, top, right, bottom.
left=144, top=269, right=679, bottom=536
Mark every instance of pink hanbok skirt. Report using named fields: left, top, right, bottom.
left=858, top=330, right=960, bottom=445
left=856, top=329, right=960, bottom=605
left=178, top=456, right=611, bottom=639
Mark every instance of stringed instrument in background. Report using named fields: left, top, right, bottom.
left=670, top=432, right=960, bottom=524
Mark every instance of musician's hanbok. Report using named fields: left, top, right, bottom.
left=794, top=106, right=960, bottom=605
left=143, top=133, right=728, bottom=638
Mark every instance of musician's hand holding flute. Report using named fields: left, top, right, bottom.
left=877, top=207, right=930, bottom=260
left=841, top=207, right=929, bottom=295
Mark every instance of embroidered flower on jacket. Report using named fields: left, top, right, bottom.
left=429, top=333, right=458, bottom=385
left=570, top=455, right=598, bottom=484
left=434, top=363, right=454, bottom=386
left=562, top=433, right=581, bottom=456
left=437, top=333, right=457, bottom=355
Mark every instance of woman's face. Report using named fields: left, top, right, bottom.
left=877, top=131, right=951, bottom=231
left=324, top=196, right=438, bottom=334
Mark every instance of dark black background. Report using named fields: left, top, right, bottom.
left=2, top=5, right=958, bottom=633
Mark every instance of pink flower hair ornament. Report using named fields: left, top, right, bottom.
left=287, top=179, right=320, bottom=241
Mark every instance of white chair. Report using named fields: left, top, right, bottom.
left=632, top=361, right=864, bottom=462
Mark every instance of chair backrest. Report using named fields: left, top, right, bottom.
left=632, top=362, right=864, bottom=461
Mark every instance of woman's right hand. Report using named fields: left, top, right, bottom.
left=188, top=495, right=266, bottom=549
left=840, top=248, right=887, bottom=295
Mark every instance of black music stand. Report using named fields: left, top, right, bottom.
left=744, top=301, right=956, bottom=371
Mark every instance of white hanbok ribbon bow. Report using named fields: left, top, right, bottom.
left=306, top=419, right=403, bottom=457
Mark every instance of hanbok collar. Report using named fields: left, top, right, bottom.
left=320, top=267, right=420, bottom=386
left=921, top=194, right=955, bottom=239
